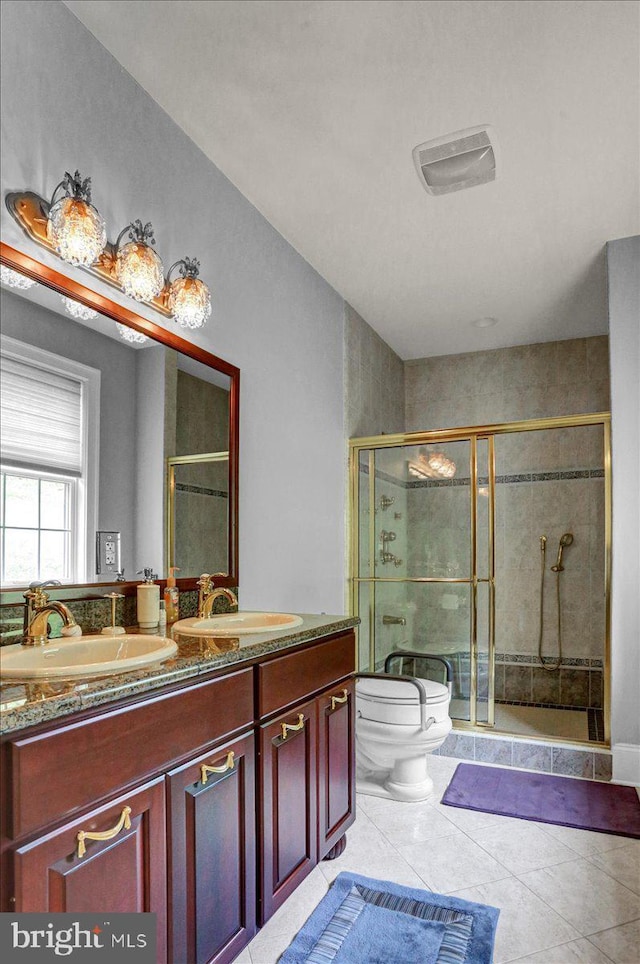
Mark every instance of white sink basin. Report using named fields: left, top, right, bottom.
left=172, top=611, right=303, bottom=637
left=0, top=634, right=178, bottom=680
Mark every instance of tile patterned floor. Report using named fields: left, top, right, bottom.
left=244, top=756, right=640, bottom=964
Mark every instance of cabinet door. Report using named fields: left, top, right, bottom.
left=167, top=732, right=256, bottom=964
left=14, top=777, right=167, bottom=961
left=260, top=697, right=317, bottom=924
left=317, top=679, right=356, bottom=860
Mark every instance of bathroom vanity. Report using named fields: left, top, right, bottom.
left=0, top=615, right=358, bottom=964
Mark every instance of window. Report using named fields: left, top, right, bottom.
left=0, top=336, right=100, bottom=585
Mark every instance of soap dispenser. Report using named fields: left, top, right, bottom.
left=136, top=568, right=160, bottom=630
left=164, top=567, right=180, bottom=624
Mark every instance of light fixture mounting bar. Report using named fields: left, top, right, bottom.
left=5, top=191, right=172, bottom=318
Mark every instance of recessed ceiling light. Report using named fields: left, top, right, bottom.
left=472, top=317, right=498, bottom=328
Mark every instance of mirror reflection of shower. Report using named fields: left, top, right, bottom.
left=538, top=532, right=574, bottom=672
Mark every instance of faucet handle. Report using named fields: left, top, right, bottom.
left=24, top=584, right=55, bottom=607
left=197, top=573, right=213, bottom=590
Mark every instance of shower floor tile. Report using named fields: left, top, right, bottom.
left=494, top=704, right=588, bottom=741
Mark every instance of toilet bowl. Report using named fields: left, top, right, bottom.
left=356, top=675, right=452, bottom=802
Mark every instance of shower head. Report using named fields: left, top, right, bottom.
left=552, top=532, right=574, bottom=571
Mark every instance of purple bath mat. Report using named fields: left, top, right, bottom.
left=442, top=763, right=640, bottom=838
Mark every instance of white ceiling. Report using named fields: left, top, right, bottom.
left=63, top=0, right=639, bottom=359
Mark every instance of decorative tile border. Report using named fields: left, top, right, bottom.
left=175, top=483, right=228, bottom=498
left=362, top=464, right=606, bottom=490
left=495, top=653, right=597, bottom=667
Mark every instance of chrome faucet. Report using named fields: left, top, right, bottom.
left=23, top=584, right=78, bottom=646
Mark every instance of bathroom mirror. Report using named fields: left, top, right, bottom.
left=0, top=243, right=239, bottom=593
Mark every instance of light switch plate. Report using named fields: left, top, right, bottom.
left=96, top=530, right=121, bottom=575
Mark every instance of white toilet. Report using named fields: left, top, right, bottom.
left=356, top=673, right=452, bottom=802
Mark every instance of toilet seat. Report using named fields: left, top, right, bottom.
left=356, top=676, right=449, bottom=726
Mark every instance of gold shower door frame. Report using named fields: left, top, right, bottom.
left=349, top=412, right=611, bottom=744
left=166, top=451, right=229, bottom=573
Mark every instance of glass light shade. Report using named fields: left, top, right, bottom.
left=47, top=196, right=106, bottom=267
left=168, top=275, right=211, bottom=329
left=116, top=241, right=164, bottom=302
left=61, top=296, right=98, bottom=321
left=116, top=322, right=148, bottom=344
left=1, top=265, right=37, bottom=289
left=428, top=453, right=456, bottom=478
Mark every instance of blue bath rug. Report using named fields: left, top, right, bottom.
left=280, top=872, right=499, bottom=964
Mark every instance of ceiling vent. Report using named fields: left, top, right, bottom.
left=412, top=125, right=498, bottom=196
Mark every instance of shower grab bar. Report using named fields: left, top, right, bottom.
left=355, top=672, right=436, bottom=731
left=383, top=650, right=454, bottom=694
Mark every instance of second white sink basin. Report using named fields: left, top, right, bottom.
left=172, top=611, right=303, bottom=637
left=0, top=634, right=178, bottom=680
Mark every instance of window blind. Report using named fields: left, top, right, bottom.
left=0, top=354, right=83, bottom=473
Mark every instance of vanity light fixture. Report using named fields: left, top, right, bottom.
left=46, top=171, right=107, bottom=267
left=115, top=220, right=165, bottom=302
left=60, top=295, right=98, bottom=321
left=0, top=264, right=36, bottom=289
left=116, top=322, right=148, bottom=344
left=6, top=182, right=214, bottom=323
left=167, top=257, right=212, bottom=329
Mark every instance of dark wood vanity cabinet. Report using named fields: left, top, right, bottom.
left=13, top=777, right=168, bottom=958
left=258, top=677, right=356, bottom=924
left=258, top=634, right=356, bottom=925
left=1, top=629, right=356, bottom=964
left=260, top=696, right=319, bottom=923
left=317, top=679, right=356, bottom=861
left=167, top=731, right=256, bottom=964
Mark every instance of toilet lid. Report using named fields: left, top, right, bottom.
left=356, top=676, right=449, bottom=705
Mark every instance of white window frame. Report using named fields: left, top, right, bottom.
left=0, top=465, right=77, bottom=585
left=0, top=335, right=100, bottom=584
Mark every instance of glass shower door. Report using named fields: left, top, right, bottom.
left=352, top=436, right=494, bottom=725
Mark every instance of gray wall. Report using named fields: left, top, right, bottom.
left=607, top=236, right=640, bottom=777
left=0, top=288, right=137, bottom=578
left=1, top=0, right=346, bottom=614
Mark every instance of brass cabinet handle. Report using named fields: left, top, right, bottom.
left=201, top=750, right=235, bottom=785
left=281, top=713, right=305, bottom=740
left=77, top=806, right=132, bottom=858
left=330, top=689, right=349, bottom=711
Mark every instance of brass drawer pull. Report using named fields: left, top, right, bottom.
left=77, top=806, right=132, bottom=858
left=281, top=713, right=305, bottom=740
left=201, top=751, right=235, bottom=785
left=330, top=689, right=349, bottom=711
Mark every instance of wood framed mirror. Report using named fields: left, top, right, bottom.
left=0, top=242, right=239, bottom=598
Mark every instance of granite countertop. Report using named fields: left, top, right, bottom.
left=0, top=613, right=359, bottom=736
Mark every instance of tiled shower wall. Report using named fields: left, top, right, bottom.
left=344, top=304, right=405, bottom=438
left=404, top=337, right=609, bottom=433
left=346, top=332, right=610, bottom=707
left=404, top=336, right=610, bottom=708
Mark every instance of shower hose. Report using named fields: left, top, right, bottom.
left=537, top=536, right=563, bottom=673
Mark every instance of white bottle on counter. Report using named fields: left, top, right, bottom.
left=158, top=599, right=167, bottom=636
left=137, top=568, right=160, bottom=630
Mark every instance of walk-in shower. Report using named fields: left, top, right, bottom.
left=349, top=414, right=611, bottom=746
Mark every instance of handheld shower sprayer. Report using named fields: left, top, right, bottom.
left=551, top=532, right=574, bottom=572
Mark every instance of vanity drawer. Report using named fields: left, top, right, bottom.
left=9, top=668, right=253, bottom=839
left=257, top=632, right=355, bottom=719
